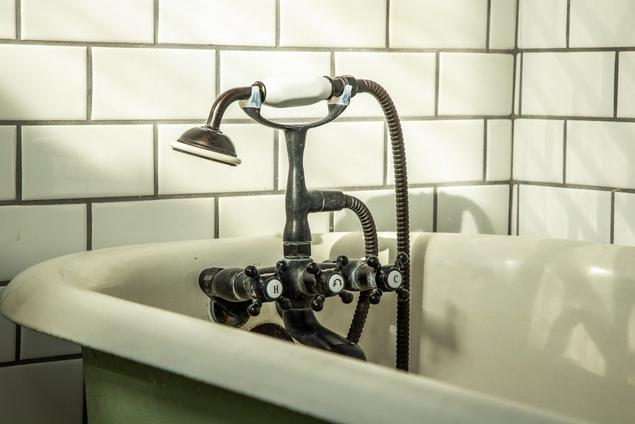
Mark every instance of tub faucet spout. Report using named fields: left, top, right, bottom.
left=283, top=308, right=366, bottom=360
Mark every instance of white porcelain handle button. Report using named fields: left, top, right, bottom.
left=260, top=76, right=333, bottom=108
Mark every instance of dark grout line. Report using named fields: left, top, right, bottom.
left=15, top=125, right=21, bottom=201
left=485, top=0, right=492, bottom=51
left=14, top=324, right=20, bottom=361
left=383, top=124, right=388, bottom=186
left=511, top=48, right=518, bottom=115
left=275, top=0, right=280, bottom=47
left=565, top=0, right=571, bottom=48
left=14, top=0, right=20, bottom=40
left=82, top=381, right=88, bottom=424
left=329, top=50, right=335, bottom=77
left=0, top=38, right=515, bottom=53
left=385, top=0, right=391, bottom=50
left=0, top=353, right=83, bottom=368
left=0, top=119, right=206, bottom=126
left=507, top=183, right=514, bottom=235
left=516, top=184, right=520, bottom=236
left=512, top=180, right=635, bottom=193
left=513, top=115, right=635, bottom=123
left=214, top=50, right=220, bottom=97
left=153, top=0, right=159, bottom=45
left=0, top=181, right=513, bottom=208
left=513, top=0, right=520, bottom=49
left=610, top=191, right=615, bottom=244
left=86, top=202, right=92, bottom=251
left=432, top=187, right=438, bottom=232
left=0, top=115, right=515, bottom=127
left=509, top=118, right=515, bottom=175
left=511, top=0, right=520, bottom=236
left=213, top=197, right=219, bottom=239
left=434, top=52, right=440, bottom=116
left=519, top=46, right=635, bottom=53
left=518, top=53, right=523, bottom=116
left=509, top=0, right=519, bottom=231
left=482, top=119, right=488, bottom=181
left=273, top=130, right=279, bottom=190
left=152, top=124, right=159, bottom=196
left=562, top=121, right=567, bottom=184
left=86, top=47, right=93, bottom=120
left=614, top=52, right=620, bottom=118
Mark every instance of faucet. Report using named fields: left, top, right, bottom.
left=172, top=76, right=411, bottom=367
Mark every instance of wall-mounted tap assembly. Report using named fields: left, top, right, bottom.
left=172, top=75, right=412, bottom=370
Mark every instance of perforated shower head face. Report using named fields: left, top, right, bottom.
left=170, top=126, right=241, bottom=166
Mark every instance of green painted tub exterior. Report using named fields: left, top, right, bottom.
left=83, top=348, right=327, bottom=424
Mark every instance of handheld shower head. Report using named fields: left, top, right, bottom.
left=170, top=86, right=254, bottom=166
left=170, top=125, right=241, bottom=166
left=170, top=77, right=351, bottom=166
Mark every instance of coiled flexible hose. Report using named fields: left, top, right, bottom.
left=343, top=195, right=378, bottom=343
left=349, top=79, right=411, bottom=371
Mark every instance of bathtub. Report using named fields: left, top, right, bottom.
left=1, top=232, right=633, bottom=423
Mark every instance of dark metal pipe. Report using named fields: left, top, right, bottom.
left=282, top=128, right=347, bottom=258
left=343, top=195, right=378, bottom=344
left=352, top=79, right=411, bottom=371
left=206, top=86, right=253, bottom=130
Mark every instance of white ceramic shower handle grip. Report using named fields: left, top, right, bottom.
left=260, top=76, right=333, bottom=108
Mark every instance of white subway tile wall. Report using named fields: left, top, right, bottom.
left=390, top=0, right=488, bottom=48
left=0, top=45, right=86, bottom=120
left=513, top=0, right=635, bottom=246
left=159, top=124, right=275, bottom=194
left=0, top=0, right=15, bottom=39
left=489, top=0, right=517, bottom=50
left=334, top=188, right=434, bottom=233
left=280, top=0, right=386, bottom=48
left=485, top=120, right=512, bottom=181
left=0, top=205, right=86, bottom=281
left=158, top=0, right=276, bottom=46
left=0, top=126, right=16, bottom=200
left=92, top=198, right=215, bottom=249
left=518, top=185, right=611, bottom=243
left=614, top=192, right=635, bottom=246
left=21, top=0, right=154, bottom=42
left=334, top=52, right=436, bottom=117
left=521, top=52, right=615, bottom=117
left=437, top=185, right=510, bottom=235
left=278, top=121, right=385, bottom=189
left=518, top=0, right=567, bottom=48
left=92, top=47, right=215, bottom=120
left=438, top=53, right=514, bottom=116
left=513, top=119, right=564, bottom=183
left=22, top=125, right=154, bottom=199
left=617, top=52, right=635, bottom=118
left=0, top=0, right=515, bottom=420
left=218, top=195, right=330, bottom=238
left=569, top=0, right=635, bottom=48
left=567, top=121, right=635, bottom=189
left=389, top=120, right=484, bottom=184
